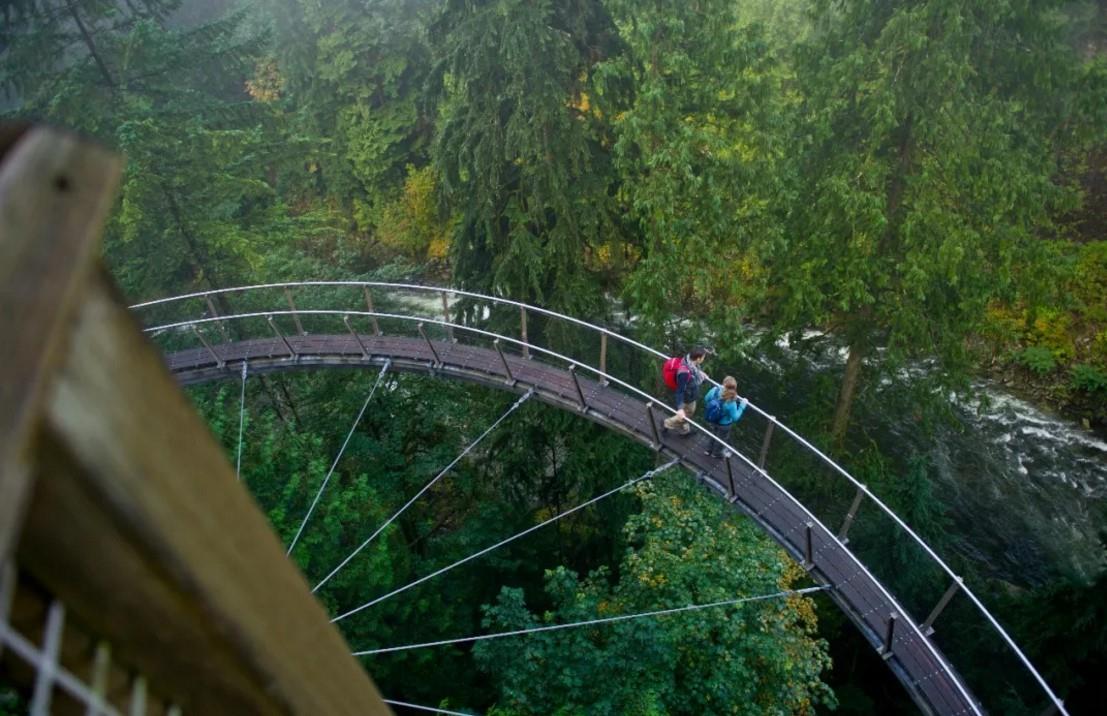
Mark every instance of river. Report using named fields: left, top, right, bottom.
left=739, top=333, right=1107, bottom=586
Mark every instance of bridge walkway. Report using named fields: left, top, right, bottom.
left=165, top=332, right=976, bottom=716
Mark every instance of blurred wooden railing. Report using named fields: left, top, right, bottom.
left=0, top=125, right=391, bottom=714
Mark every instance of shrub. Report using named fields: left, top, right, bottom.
left=1029, top=308, right=1075, bottom=362
left=1071, top=364, right=1107, bottom=394
left=1016, top=346, right=1057, bottom=374
left=1072, top=241, right=1107, bottom=322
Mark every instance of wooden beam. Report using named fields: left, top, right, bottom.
left=1, top=126, right=392, bottom=714
left=0, top=127, right=122, bottom=561
left=28, top=271, right=391, bottom=715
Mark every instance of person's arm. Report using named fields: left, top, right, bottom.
left=734, top=397, right=748, bottom=422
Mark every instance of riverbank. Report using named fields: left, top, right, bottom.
left=983, top=358, right=1107, bottom=438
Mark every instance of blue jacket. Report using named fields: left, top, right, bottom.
left=705, top=385, right=747, bottom=426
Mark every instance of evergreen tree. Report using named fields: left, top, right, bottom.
left=260, top=0, right=435, bottom=232
left=768, top=0, right=1088, bottom=441
left=2, top=0, right=341, bottom=301
left=430, top=0, right=623, bottom=315
left=596, top=0, right=788, bottom=347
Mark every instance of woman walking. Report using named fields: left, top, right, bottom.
left=703, top=376, right=747, bottom=457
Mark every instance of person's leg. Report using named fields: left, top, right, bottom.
left=678, top=400, right=696, bottom=434
left=662, top=393, right=681, bottom=430
left=707, top=423, right=731, bottom=456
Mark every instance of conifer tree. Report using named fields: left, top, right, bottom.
left=430, top=0, right=622, bottom=316
left=771, top=0, right=1090, bottom=441
left=596, top=0, right=787, bottom=343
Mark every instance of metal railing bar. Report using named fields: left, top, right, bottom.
left=0, top=619, right=123, bottom=716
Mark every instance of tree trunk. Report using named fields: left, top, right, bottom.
left=161, top=185, right=238, bottom=323
left=68, top=3, right=115, bottom=88
left=275, top=376, right=302, bottom=429
left=831, top=339, right=865, bottom=444
left=257, top=376, right=292, bottom=429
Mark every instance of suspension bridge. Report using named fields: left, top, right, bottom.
left=0, top=128, right=1069, bottom=715
left=133, top=280, right=1066, bottom=716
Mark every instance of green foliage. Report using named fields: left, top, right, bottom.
left=431, top=0, right=622, bottom=315
left=475, top=475, right=834, bottom=715
left=1028, top=308, right=1076, bottom=362
left=0, top=685, right=23, bottom=716
left=937, top=528, right=1107, bottom=714
left=753, top=0, right=1090, bottom=435
left=1070, top=363, right=1107, bottom=393
left=260, top=0, right=434, bottom=223
left=375, top=165, right=455, bottom=266
left=1, top=0, right=340, bottom=302
left=1017, top=345, right=1059, bottom=375
left=597, top=0, right=788, bottom=341
left=1072, top=241, right=1107, bottom=322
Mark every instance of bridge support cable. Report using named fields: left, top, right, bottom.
left=331, top=458, right=680, bottom=624
left=235, top=361, right=248, bottom=481
left=313, top=389, right=536, bottom=593
left=287, top=360, right=392, bottom=555
left=355, top=585, right=830, bottom=656
left=383, top=700, right=476, bottom=716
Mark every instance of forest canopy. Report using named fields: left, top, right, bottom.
left=3, top=0, right=1106, bottom=713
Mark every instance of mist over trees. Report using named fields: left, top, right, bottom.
left=4, top=0, right=1106, bottom=713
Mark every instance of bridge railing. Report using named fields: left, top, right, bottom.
left=131, top=281, right=1067, bottom=716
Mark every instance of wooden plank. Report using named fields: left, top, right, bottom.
left=31, top=272, right=393, bottom=715
left=0, top=127, right=122, bottom=562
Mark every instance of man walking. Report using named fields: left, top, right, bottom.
left=662, top=346, right=708, bottom=435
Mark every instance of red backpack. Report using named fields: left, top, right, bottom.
left=662, top=356, right=684, bottom=390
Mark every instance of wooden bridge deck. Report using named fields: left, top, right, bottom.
left=163, top=333, right=978, bottom=716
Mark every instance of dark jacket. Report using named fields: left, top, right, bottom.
left=673, top=356, right=705, bottom=409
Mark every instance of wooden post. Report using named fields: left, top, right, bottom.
left=519, top=306, right=529, bottom=359
left=838, top=485, right=867, bottom=545
left=922, top=577, right=963, bottom=636
left=441, top=291, right=455, bottom=342
left=599, top=332, right=608, bottom=384
left=417, top=322, right=442, bottom=366
left=191, top=325, right=225, bottom=368
left=268, top=315, right=297, bottom=358
left=0, top=127, right=120, bottom=563
left=205, top=295, right=231, bottom=343
left=362, top=286, right=381, bottom=336
left=724, top=453, right=736, bottom=499
left=494, top=339, right=515, bottom=385
left=0, top=127, right=391, bottom=714
left=758, top=418, right=775, bottom=469
left=881, top=613, right=897, bottom=660
left=568, top=364, right=587, bottom=412
left=344, top=315, right=372, bottom=359
left=284, top=287, right=306, bottom=336
left=646, top=402, right=662, bottom=451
